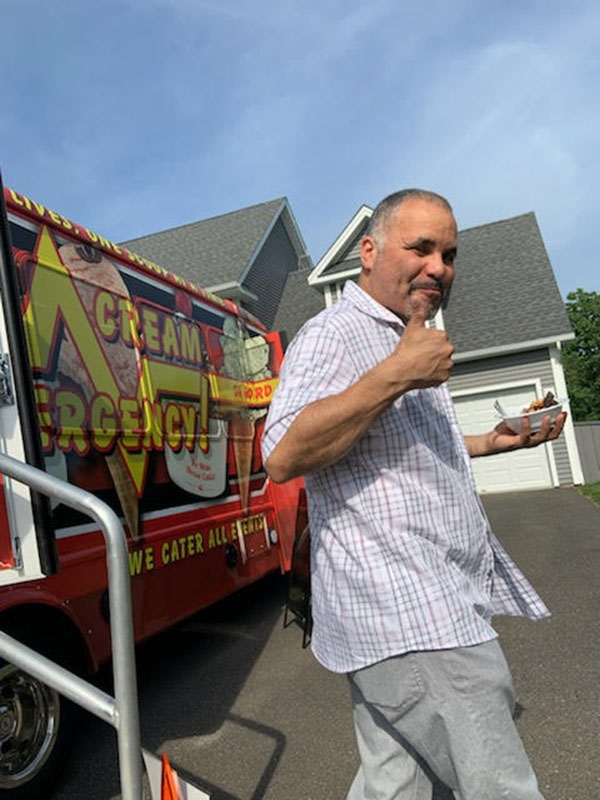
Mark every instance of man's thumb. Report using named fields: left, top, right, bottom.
left=407, top=303, right=428, bottom=328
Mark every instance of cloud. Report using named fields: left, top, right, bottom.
left=409, top=38, right=583, bottom=235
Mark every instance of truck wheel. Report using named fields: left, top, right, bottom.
left=0, top=634, right=79, bottom=799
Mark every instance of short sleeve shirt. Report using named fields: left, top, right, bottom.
left=262, top=281, right=549, bottom=673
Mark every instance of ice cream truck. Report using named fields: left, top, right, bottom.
left=0, top=182, right=306, bottom=798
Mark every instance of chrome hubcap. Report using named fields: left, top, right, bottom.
left=0, top=664, right=60, bottom=788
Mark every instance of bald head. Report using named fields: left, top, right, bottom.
left=359, top=192, right=457, bottom=322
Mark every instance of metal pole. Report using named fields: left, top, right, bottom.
left=0, top=453, right=143, bottom=800
left=0, top=631, right=116, bottom=724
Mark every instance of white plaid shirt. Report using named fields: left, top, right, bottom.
left=263, top=281, right=549, bottom=673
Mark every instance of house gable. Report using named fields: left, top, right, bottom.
left=242, top=214, right=303, bottom=329
left=309, top=205, right=371, bottom=285
left=120, top=197, right=311, bottom=328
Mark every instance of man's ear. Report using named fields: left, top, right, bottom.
left=360, top=235, right=377, bottom=270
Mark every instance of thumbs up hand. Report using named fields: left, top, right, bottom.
left=385, top=298, right=454, bottom=391
left=404, top=301, right=429, bottom=330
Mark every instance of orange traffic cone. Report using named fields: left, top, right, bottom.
left=161, top=752, right=181, bottom=800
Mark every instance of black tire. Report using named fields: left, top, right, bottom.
left=0, top=625, right=80, bottom=799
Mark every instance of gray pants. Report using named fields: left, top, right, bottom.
left=346, top=639, right=545, bottom=800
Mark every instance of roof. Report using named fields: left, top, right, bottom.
left=273, top=267, right=325, bottom=341
left=444, top=212, right=572, bottom=353
left=120, top=198, right=287, bottom=288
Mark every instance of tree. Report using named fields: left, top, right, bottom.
left=562, top=289, right=600, bottom=421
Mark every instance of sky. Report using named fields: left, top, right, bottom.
left=2, top=0, right=599, bottom=300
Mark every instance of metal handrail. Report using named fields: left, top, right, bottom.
left=0, top=452, right=142, bottom=800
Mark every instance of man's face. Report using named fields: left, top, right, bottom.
left=359, top=198, right=457, bottom=323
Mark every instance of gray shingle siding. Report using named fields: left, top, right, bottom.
left=329, top=256, right=362, bottom=274
left=450, top=349, right=549, bottom=380
left=330, top=225, right=365, bottom=264
left=242, top=218, right=299, bottom=329
left=449, top=349, right=573, bottom=485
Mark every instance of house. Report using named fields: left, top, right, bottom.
left=305, top=205, right=584, bottom=494
left=121, top=197, right=311, bottom=331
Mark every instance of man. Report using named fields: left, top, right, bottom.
left=262, top=189, right=566, bottom=799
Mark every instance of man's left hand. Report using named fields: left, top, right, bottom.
left=486, top=411, right=568, bottom=454
left=465, top=412, right=568, bottom=457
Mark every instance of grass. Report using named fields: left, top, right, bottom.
left=579, top=482, right=600, bottom=506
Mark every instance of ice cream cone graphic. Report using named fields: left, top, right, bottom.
left=230, top=415, right=255, bottom=515
left=221, top=318, right=272, bottom=516
left=58, top=243, right=141, bottom=540
left=105, top=451, right=139, bottom=540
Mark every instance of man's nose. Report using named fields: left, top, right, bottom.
left=423, top=252, right=447, bottom=278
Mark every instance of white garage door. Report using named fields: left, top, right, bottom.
left=453, top=386, right=554, bottom=494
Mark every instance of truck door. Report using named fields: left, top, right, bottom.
left=0, top=175, right=58, bottom=584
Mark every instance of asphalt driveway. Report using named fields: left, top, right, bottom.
left=54, top=486, right=600, bottom=800
left=482, top=487, right=600, bottom=800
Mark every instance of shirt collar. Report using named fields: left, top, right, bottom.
left=342, top=280, right=406, bottom=329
